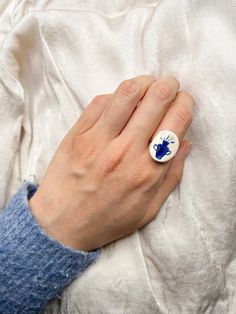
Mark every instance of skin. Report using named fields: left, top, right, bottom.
left=29, top=75, right=194, bottom=252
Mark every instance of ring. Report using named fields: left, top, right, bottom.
left=149, top=130, right=179, bottom=163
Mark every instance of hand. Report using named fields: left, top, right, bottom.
left=29, top=75, right=194, bottom=251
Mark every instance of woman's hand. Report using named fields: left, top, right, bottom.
left=29, top=75, right=194, bottom=251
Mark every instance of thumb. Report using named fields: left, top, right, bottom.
left=138, top=141, right=192, bottom=228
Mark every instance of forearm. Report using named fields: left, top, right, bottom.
left=0, top=181, right=101, bottom=313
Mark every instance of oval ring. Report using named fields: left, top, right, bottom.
left=149, top=130, right=179, bottom=163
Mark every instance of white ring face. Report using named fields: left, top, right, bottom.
left=149, top=130, right=179, bottom=163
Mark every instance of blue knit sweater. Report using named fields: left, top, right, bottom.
left=0, top=181, right=101, bottom=313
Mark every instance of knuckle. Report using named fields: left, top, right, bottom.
left=143, top=74, right=156, bottom=81
left=170, top=75, right=180, bottom=83
left=127, top=167, right=152, bottom=190
left=66, top=133, right=96, bottom=167
left=100, top=153, right=123, bottom=177
left=137, top=74, right=156, bottom=84
left=118, top=79, right=140, bottom=98
left=178, top=91, right=194, bottom=104
left=91, top=94, right=108, bottom=106
left=145, top=208, right=158, bottom=226
left=99, top=140, right=133, bottom=177
left=154, top=81, right=173, bottom=101
left=175, top=107, right=193, bottom=125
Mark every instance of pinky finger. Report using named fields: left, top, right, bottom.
left=138, top=141, right=192, bottom=229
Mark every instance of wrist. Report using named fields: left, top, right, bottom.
left=0, top=180, right=101, bottom=311
left=29, top=192, right=97, bottom=252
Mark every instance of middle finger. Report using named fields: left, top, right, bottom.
left=121, top=76, right=180, bottom=147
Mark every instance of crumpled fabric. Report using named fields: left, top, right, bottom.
left=0, top=0, right=236, bottom=313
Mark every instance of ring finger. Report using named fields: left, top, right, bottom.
left=148, top=91, right=194, bottom=167
left=151, top=91, right=194, bottom=141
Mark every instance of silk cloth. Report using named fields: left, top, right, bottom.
left=0, top=1, right=236, bottom=313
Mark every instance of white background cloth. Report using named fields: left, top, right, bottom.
left=0, top=1, right=236, bottom=313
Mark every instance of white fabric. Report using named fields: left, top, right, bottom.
left=0, top=0, right=236, bottom=313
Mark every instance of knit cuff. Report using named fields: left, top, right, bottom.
left=0, top=181, right=101, bottom=312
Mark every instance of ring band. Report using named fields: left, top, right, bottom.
left=149, top=130, right=179, bottom=163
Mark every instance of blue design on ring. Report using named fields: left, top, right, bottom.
left=153, top=135, right=175, bottom=160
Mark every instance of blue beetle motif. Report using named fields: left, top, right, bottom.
left=153, top=135, right=175, bottom=160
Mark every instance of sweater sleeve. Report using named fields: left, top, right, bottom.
left=0, top=181, right=101, bottom=313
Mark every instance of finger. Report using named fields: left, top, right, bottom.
left=71, top=94, right=113, bottom=134
left=94, top=75, right=156, bottom=139
left=138, top=141, right=192, bottom=228
left=141, top=92, right=194, bottom=184
left=150, top=91, right=194, bottom=145
left=122, top=77, right=180, bottom=147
